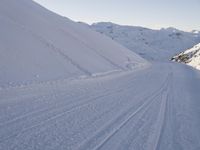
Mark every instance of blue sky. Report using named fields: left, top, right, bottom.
left=34, top=0, right=200, bottom=31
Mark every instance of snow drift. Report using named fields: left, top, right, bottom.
left=0, top=0, right=146, bottom=87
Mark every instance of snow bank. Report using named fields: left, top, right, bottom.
left=0, top=0, right=147, bottom=87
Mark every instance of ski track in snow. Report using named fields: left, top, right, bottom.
left=0, top=63, right=200, bottom=150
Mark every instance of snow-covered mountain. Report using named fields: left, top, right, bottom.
left=171, top=43, right=200, bottom=70
left=91, top=22, right=200, bottom=61
left=0, top=0, right=146, bottom=87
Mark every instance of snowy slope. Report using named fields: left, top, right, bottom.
left=91, top=22, right=200, bottom=61
left=0, top=0, right=146, bottom=87
left=172, top=43, right=200, bottom=70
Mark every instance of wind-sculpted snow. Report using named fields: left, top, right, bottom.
left=0, top=0, right=146, bottom=87
left=0, top=62, right=200, bottom=150
left=92, top=22, right=200, bottom=61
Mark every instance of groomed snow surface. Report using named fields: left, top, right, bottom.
left=1, top=63, right=200, bottom=150
left=1, top=0, right=200, bottom=150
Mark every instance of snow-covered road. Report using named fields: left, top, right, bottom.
left=0, top=63, right=200, bottom=150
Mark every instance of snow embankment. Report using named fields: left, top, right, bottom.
left=91, top=22, right=200, bottom=61
left=171, top=43, right=200, bottom=70
left=0, top=0, right=147, bottom=87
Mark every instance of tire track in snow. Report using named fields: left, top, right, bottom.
left=0, top=75, right=134, bottom=128
left=0, top=89, right=103, bottom=126
left=0, top=90, right=70, bottom=123
left=0, top=91, right=113, bottom=143
left=76, top=73, right=172, bottom=150
left=0, top=68, right=152, bottom=129
left=93, top=95, right=163, bottom=150
left=0, top=74, right=147, bottom=143
left=113, top=95, right=163, bottom=150
left=146, top=72, right=173, bottom=150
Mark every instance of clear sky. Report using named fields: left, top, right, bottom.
left=33, top=0, right=200, bottom=31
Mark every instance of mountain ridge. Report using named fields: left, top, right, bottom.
left=91, top=22, right=200, bottom=61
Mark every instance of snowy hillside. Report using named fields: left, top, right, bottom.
left=0, top=0, right=146, bottom=87
left=171, top=43, right=200, bottom=70
left=91, top=22, right=200, bottom=61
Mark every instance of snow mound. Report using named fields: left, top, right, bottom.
left=0, top=0, right=146, bottom=87
left=171, top=43, right=200, bottom=70
left=92, top=22, right=200, bottom=61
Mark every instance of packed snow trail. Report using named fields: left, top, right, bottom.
left=0, top=62, right=200, bottom=150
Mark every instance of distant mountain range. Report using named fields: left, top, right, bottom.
left=91, top=22, right=200, bottom=61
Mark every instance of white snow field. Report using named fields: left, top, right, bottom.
left=0, top=0, right=146, bottom=88
left=1, top=0, right=200, bottom=150
left=91, top=22, right=200, bottom=61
